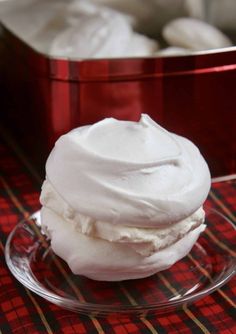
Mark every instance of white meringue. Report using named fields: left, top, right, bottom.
left=163, top=17, right=232, bottom=51
left=41, top=180, right=205, bottom=257
left=0, top=0, right=158, bottom=59
left=40, top=114, right=211, bottom=281
left=50, top=5, right=158, bottom=59
left=1, top=0, right=233, bottom=58
left=41, top=206, right=205, bottom=281
left=156, top=46, right=190, bottom=56
left=44, top=115, right=210, bottom=227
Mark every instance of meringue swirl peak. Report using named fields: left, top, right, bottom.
left=45, top=114, right=211, bottom=228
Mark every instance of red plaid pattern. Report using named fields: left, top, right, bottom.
left=0, top=136, right=235, bottom=334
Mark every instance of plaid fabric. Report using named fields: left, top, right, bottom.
left=0, top=136, right=235, bottom=334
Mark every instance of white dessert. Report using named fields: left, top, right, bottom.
left=0, top=0, right=158, bottom=59
left=94, top=0, right=203, bottom=35
left=156, top=46, right=190, bottom=56
left=163, top=17, right=233, bottom=51
left=50, top=1, right=158, bottom=59
left=40, top=114, right=211, bottom=281
left=183, top=0, right=205, bottom=20
left=0, top=0, right=233, bottom=59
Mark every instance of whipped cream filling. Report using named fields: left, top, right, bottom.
left=45, top=114, right=211, bottom=228
left=41, top=180, right=205, bottom=256
left=40, top=206, right=205, bottom=281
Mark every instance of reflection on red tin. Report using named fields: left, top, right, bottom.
left=0, top=25, right=235, bottom=177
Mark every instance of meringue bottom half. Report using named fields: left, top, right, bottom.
left=41, top=205, right=205, bottom=281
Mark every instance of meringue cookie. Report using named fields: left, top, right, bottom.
left=41, top=180, right=205, bottom=257
left=0, top=0, right=158, bottom=58
left=94, top=0, right=192, bottom=35
left=163, top=17, right=232, bottom=51
left=156, top=46, right=190, bottom=56
left=41, top=205, right=205, bottom=281
left=183, top=0, right=205, bottom=20
left=40, top=114, right=211, bottom=281
left=50, top=11, right=158, bottom=59
left=0, top=0, right=68, bottom=50
left=44, top=115, right=210, bottom=227
left=50, top=0, right=158, bottom=59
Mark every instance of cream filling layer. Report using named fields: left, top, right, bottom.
left=40, top=205, right=205, bottom=281
left=41, top=179, right=205, bottom=257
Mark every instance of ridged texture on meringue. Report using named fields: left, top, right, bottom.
left=45, top=114, right=211, bottom=227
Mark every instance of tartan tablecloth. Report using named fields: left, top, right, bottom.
left=0, top=135, right=235, bottom=334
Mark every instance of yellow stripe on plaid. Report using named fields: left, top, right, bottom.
left=0, top=179, right=55, bottom=334
left=209, top=191, right=236, bottom=223
left=0, top=241, right=4, bottom=252
left=118, top=282, right=161, bottom=333
left=205, top=228, right=236, bottom=257
left=140, top=317, right=160, bottom=334
left=25, top=289, right=54, bottom=334
left=0, top=239, right=53, bottom=334
left=118, top=283, right=138, bottom=306
left=157, top=273, right=211, bottom=334
left=182, top=305, right=211, bottom=334
left=1, top=175, right=106, bottom=333
left=188, top=254, right=236, bottom=308
left=0, top=163, right=158, bottom=333
left=0, top=176, right=29, bottom=219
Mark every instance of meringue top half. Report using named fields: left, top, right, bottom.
left=42, top=114, right=211, bottom=229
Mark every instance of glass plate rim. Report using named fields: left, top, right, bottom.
left=4, top=207, right=236, bottom=314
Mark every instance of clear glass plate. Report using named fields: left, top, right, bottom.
left=5, top=208, right=236, bottom=317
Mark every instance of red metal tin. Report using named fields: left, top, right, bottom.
left=0, top=24, right=235, bottom=176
